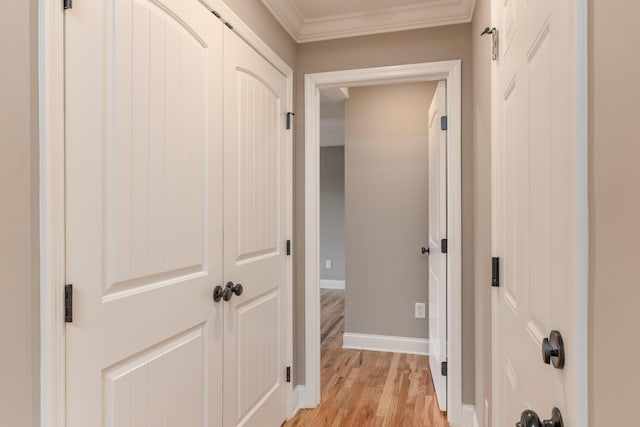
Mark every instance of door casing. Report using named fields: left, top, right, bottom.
left=489, top=0, right=589, bottom=425
left=303, top=60, right=463, bottom=426
left=38, top=1, right=294, bottom=425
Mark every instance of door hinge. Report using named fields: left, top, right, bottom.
left=440, top=116, right=448, bottom=131
left=286, top=112, right=295, bottom=130
left=286, top=366, right=291, bottom=383
left=441, top=238, right=448, bottom=254
left=63, top=0, right=72, bottom=9
left=480, top=27, right=499, bottom=61
left=492, top=257, right=500, bottom=287
left=441, top=361, right=448, bottom=377
left=64, top=284, right=73, bottom=323
left=286, top=239, right=291, bottom=256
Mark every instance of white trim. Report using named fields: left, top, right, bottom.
left=296, top=385, right=315, bottom=410
left=261, top=0, right=475, bottom=43
left=289, top=385, right=305, bottom=419
left=304, top=60, right=464, bottom=426
left=462, top=405, right=479, bottom=427
left=575, top=0, right=589, bottom=425
left=40, top=1, right=294, bottom=425
left=490, top=2, right=501, bottom=426
left=342, top=333, right=429, bottom=356
left=39, top=0, right=66, bottom=425
left=319, top=279, right=345, bottom=290
left=284, top=67, right=295, bottom=422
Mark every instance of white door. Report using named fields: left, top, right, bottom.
left=428, top=81, right=448, bottom=411
left=493, top=0, right=578, bottom=425
left=222, top=29, right=290, bottom=427
left=65, top=0, right=223, bottom=425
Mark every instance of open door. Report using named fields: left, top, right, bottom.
left=493, top=0, right=579, bottom=425
left=428, top=81, right=448, bottom=411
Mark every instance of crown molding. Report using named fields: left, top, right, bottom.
left=262, top=0, right=474, bottom=43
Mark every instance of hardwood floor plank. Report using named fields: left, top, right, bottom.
left=285, top=290, right=448, bottom=427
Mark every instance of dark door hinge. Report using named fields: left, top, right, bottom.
left=63, top=0, right=72, bottom=9
left=64, top=284, right=73, bottom=323
left=441, top=238, right=448, bottom=254
left=286, top=239, right=291, bottom=256
left=286, top=366, right=291, bottom=383
left=492, top=257, right=500, bottom=287
left=286, top=112, right=295, bottom=130
left=440, top=116, right=448, bottom=131
left=441, top=361, right=448, bottom=377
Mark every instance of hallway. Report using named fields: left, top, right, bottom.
left=285, top=290, right=448, bottom=426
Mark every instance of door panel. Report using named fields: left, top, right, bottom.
left=427, top=81, right=447, bottom=411
left=65, top=0, right=223, bottom=425
left=494, top=0, right=577, bottom=425
left=223, top=29, right=289, bottom=427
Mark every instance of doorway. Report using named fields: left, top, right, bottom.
left=303, top=60, right=464, bottom=425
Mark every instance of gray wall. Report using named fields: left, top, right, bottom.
left=320, top=146, right=346, bottom=281
left=344, top=82, right=436, bottom=339
left=0, top=0, right=40, bottom=425
left=471, top=0, right=492, bottom=425
left=295, top=24, right=475, bottom=401
left=589, top=0, right=640, bottom=424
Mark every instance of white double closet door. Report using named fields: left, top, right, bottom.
left=64, top=0, right=290, bottom=426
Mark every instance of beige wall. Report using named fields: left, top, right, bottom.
left=320, top=146, right=346, bottom=281
left=221, top=0, right=297, bottom=68
left=0, top=0, right=40, bottom=425
left=589, top=0, right=640, bottom=424
left=295, top=24, right=475, bottom=403
left=344, top=82, right=435, bottom=339
left=471, top=0, right=492, bottom=425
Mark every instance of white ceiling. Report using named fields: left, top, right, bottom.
left=262, top=0, right=475, bottom=43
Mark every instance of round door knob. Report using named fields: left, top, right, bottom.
left=213, top=285, right=224, bottom=303
left=230, top=282, right=243, bottom=297
left=516, top=408, right=564, bottom=427
left=222, top=282, right=243, bottom=301
left=542, top=330, right=565, bottom=369
left=421, top=246, right=430, bottom=255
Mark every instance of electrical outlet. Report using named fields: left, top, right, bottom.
left=325, top=260, right=332, bottom=269
left=485, top=399, right=489, bottom=427
left=415, top=303, right=426, bottom=319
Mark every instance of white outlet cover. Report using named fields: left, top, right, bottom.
left=325, top=260, right=332, bottom=269
left=415, top=303, right=426, bottom=319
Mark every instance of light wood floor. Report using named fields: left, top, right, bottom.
left=284, top=289, right=448, bottom=427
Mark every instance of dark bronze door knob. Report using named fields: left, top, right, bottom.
left=516, top=408, right=563, bottom=427
left=542, top=330, right=565, bottom=369
left=222, top=282, right=243, bottom=301
left=213, top=285, right=224, bottom=302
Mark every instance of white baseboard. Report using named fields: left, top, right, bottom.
left=290, top=385, right=305, bottom=418
left=320, top=279, right=345, bottom=289
left=462, top=404, right=479, bottom=427
left=290, top=384, right=315, bottom=419
left=342, top=332, right=429, bottom=355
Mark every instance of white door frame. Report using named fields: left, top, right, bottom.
left=489, top=0, right=589, bottom=425
left=303, top=60, right=463, bottom=426
left=38, top=1, right=294, bottom=425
